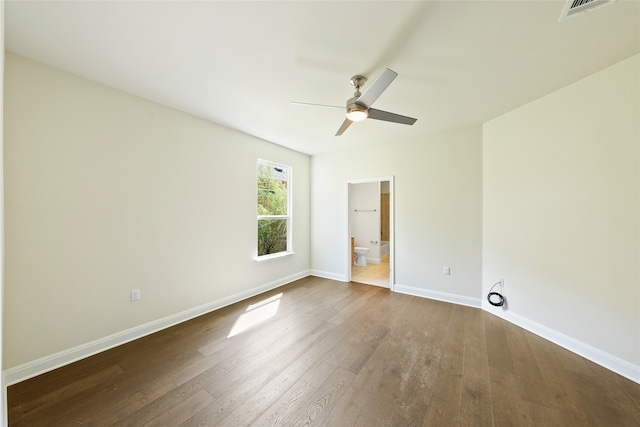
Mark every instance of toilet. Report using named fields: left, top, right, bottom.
left=354, top=247, right=370, bottom=266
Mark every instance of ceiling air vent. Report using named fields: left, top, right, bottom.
left=559, top=0, right=616, bottom=21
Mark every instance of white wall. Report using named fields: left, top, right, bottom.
left=311, top=126, right=483, bottom=306
left=3, top=53, right=310, bottom=379
left=483, top=54, right=639, bottom=379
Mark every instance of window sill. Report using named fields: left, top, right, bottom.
left=255, top=252, right=295, bottom=263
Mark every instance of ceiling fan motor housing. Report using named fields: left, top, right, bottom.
left=346, top=95, right=368, bottom=121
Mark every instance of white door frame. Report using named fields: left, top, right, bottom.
left=346, top=176, right=395, bottom=290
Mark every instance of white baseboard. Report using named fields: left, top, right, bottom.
left=310, top=269, right=347, bottom=282
left=484, top=303, right=640, bottom=384
left=394, top=284, right=482, bottom=308
left=4, top=270, right=311, bottom=386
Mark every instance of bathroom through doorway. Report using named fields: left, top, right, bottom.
left=347, top=176, right=394, bottom=289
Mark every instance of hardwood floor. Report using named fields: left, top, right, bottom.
left=8, top=276, right=640, bottom=426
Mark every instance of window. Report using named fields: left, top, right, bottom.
left=257, top=160, right=291, bottom=258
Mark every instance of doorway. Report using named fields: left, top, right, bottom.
left=347, top=176, right=394, bottom=289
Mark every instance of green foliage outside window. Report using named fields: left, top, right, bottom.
left=258, top=162, right=289, bottom=256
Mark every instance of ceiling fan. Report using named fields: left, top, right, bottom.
left=293, top=68, right=417, bottom=136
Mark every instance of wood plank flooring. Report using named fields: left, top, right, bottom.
left=8, top=276, right=640, bottom=426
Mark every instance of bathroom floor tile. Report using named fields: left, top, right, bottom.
left=351, top=255, right=390, bottom=288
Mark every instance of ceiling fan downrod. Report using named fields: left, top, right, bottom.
left=349, top=75, right=367, bottom=94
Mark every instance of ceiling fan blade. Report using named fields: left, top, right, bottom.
left=291, top=101, right=343, bottom=109
left=335, top=118, right=353, bottom=136
left=356, top=68, right=398, bottom=108
left=368, top=108, right=417, bottom=125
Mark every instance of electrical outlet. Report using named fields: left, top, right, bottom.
left=131, top=289, right=141, bottom=302
left=498, top=278, right=504, bottom=288
left=444, top=267, right=451, bottom=275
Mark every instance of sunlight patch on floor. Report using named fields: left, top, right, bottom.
left=227, top=293, right=282, bottom=338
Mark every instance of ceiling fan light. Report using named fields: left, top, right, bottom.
left=346, top=109, right=368, bottom=122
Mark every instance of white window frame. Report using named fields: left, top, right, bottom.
left=256, top=159, right=293, bottom=261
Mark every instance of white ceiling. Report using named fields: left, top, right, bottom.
left=5, top=1, right=640, bottom=155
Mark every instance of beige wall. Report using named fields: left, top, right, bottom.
left=3, top=53, right=310, bottom=370
left=311, top=126, right=483, bottom=303
left=483, top=54, right=640, bottom=367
